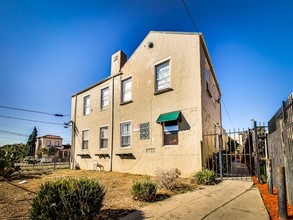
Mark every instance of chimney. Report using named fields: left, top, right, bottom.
left=111, top=50, right=127, bottom=75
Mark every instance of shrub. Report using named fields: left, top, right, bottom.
left=131, top=177, right=157, bottom=202
left=191, top=168, right=216, bottom=185
left=30, top=177, right=105, bottom=220
left=0, top=144, right=27, bottom=177
left=155, top=168, right=181, bottom=190
left=261, top=174, right=267, bottom=183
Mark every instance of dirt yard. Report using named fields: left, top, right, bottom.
left=0, top=169, right=196, bottom=219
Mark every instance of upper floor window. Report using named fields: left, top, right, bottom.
left=100, top=126, right=108, bottom=149
left=121, top=78, right=132, bottom=103
left=55, top=141, right=59, bottom=146
left=83, top=95, right=90, bottom=115
left=46, top=140, right=51, bottom=147
left=155, top=61, right=170, bottom=92
left=204, top=58, right=212, bottom=96
left=101, top=87, right=109, bottom=110
left=82, top=130, right=89, bottom=149
left=121, top=122, right=131, bottom=148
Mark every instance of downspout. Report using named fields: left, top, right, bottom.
left=109, top=76, right=115, bottom=171
left=109, top=72, right=123, bottom=171
left=218, top=96, right=223, bottom=180
left=71, top=95, right=77, bottom=169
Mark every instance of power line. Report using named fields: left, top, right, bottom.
left=0, top=129, right=29, bottom=137
left=0, top=105, right=70, bottom=117
left=0, top=114, right=65, bottom=126
left=182, top=0, right=199, bottom=32
left=0, top=122, right=33, bottom=130
left=221, top=99, right=235, bottom=128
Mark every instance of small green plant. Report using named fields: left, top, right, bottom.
left=261, top=174, right=267, bottom=183
left=191, top=168, right=216, bottom=185
left=30, top=177, right=105, bottom=220
left=131, top=177, right=157, bottom=202
left=155, top=168, right=181, bottom=190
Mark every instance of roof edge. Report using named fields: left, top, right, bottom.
left=71, top=72, right=122, bottom=97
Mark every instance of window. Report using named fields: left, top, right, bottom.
left=155, top=61, right=170, bottom=92
left=101, top=87, right=109, bottom=110
left=100, top=126, right=108, bottom=149
left=83, top=95, right=90, bottom=115
left=82, top=130, right=89, bottom=149
left=121, top=78, right=132, bottom=103
left=163, top=121, right=178, bottom=145
left=121, top=122, right=131, bottom=148
left=46, top=140, right=51, bottom=147
left=204, top=58, right=211, bottom=96
left=55, top=141, right=59, bottom=146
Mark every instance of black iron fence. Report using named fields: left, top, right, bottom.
left=203, top=124, right=268, bottom=182
left=268, top=93, right=293, bottom=205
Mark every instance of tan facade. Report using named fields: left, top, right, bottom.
left=36, top=135, right=62, bottom=150
left=71, top=31, right=221, bottom=177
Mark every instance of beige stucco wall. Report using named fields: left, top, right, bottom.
left=200, top=42, right=222, bottom=167
left=71, top=32, right=221, bottom=177
left=72, top=79, right=112, bottom=170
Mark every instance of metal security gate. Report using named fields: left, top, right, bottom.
left=281, top=96, right=293, bottom=205
left=203, top=123, right=267, bottom=181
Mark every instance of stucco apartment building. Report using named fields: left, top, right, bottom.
left=71, top=31, right=221, bottom=177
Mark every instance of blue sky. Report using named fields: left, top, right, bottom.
left=0, top=0, right=293, bottom=146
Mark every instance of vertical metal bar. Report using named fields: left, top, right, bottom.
left=214, top=133, right=217, bottom=176
left=276, top=166, right=288, bottom=220
left=248, top=129, right=253, bottom=179
left=206, top=136, right=210, bottom=170
left=238, top=128, right=242, bottom=180
left=229, top=130, right=232, bottom=179
left=225, top=130, right=228, bottom=178
left=243, top=128, right=247, bottom=181
left=219, top=133, right=223, bottom=180
left=232, top=128, right=239, bottom=179
left=289, top=101, right=293, bottom=205
left=282, top=100, right=292, bottom=205
left=254, top=121, right=261, bottom=183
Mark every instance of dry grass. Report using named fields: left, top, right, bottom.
left=0, top=169, right=196, bottom=219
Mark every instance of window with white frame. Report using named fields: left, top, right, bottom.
left=83, top=95, right=90, bottom=115
left=121, top=78, right=132, bottom=103
left=155, top=60, right=170, bottom=92
left=46, top=140, right=51, bottom=147
left=163, top=121, right=179, bottom=145
left=55, top=141, right=59, bottom=146
left=100, top=126, right=108, bottom=149
left=82, top=130, right=89, bottom=149
left=121, top=122, right=131, bottom=147
left=101, top=87, right=109, bottom=110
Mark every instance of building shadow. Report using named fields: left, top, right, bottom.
left=179, top=113, right=190, bottom=131
left=98, top=209, right=144, bottom=220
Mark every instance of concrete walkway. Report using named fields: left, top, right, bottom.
left=121, top=180, right=269, bottom=220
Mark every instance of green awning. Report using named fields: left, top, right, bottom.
left=156, top=111, right=181, bottom=123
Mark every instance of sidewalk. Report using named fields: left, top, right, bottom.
left=121, top=180, right=269, bottom=220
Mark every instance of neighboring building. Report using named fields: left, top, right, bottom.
left=71, top=31, right=221, bottom=177
left=36, top=135, right=63, bottom=150
left=35, top=135, right=70, bottom=161
left=58, top=144, right=71, bottom=162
